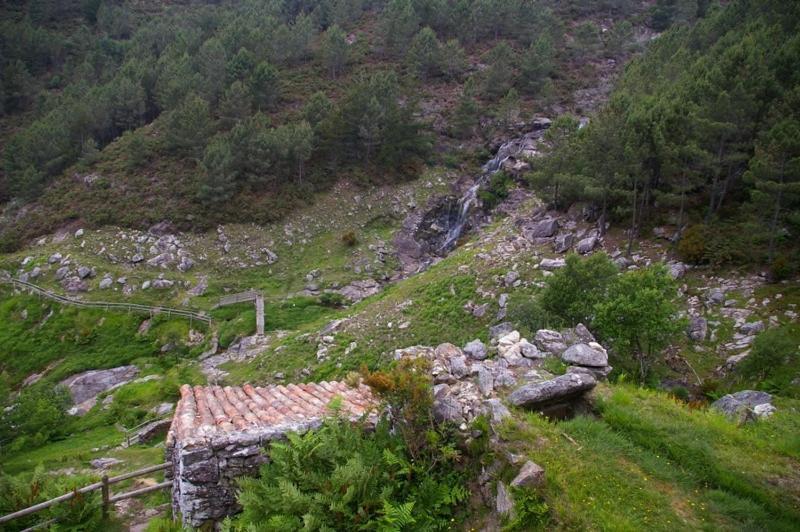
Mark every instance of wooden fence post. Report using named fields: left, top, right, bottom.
left=101, top=475, right=110, bottom=519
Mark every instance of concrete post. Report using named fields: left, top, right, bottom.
left=255, top=294, right=264, bottom=336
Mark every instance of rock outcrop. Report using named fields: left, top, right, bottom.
left=507, top=372, right=597, bottom=409
left=60, top=365, right=140, bottom=415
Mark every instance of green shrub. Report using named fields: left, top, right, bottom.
left=0, top=467, right=102, bottom=531
left=769, top=255, right=794, bottom=282
left=341, top=231, right=358, bottom=247
left=503, top=488, right=550, bottom=531
left=736, top=325, right=800, bottom=396
left=506, top=295, right=559, bottom=337
left=232, top=418, right=467, bottom=531
left=477, top=171, right=512, bottom=210
left=319, top=292, right=346, bottom=308
left=0, top=385, right=72, bottom=451
left=677, top=224, right=707, bottom=264
left=540, top=253, right=618, bottom=326
left=593, top=265, right=684, bottom=383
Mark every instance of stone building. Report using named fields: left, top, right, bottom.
left=166, top=382, right=377, bottom=527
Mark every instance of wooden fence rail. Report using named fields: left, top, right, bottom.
left=0, top=463, right=172, bottom=526
left=0, top=277, right=211, bottom=324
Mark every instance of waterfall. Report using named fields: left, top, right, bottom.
left=437, top=137, right=526, bottom=252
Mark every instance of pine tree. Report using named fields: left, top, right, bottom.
left=745, top=117, right=800, bottom=261
left=519, top=36, right=554, bottom=96
left=219, top=81, right=252, bottom=128
left=495, top=88, right=520, bottom=130
left=483, top=41, right=516, bottom=101
left=249, top=62, right=281, bottom=111
left=406, top=27, right=442, bottom=81
left=197, top=37, right=227, bottom=104
left=321, top=25, right=348, bottom=79
left=440, top=39, right=467, bottom=81
left=303, top=92, right=333, bottom=127
left=165, top=93, right=212, bottom=156
left=450, top=78, right=480, bottom=139
left=382, top=0, right=420, bottom=57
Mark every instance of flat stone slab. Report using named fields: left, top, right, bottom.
left=508, top=373, right=596, bottom=408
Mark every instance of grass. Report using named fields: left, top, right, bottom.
left=496, top=384, right=800, bottom=531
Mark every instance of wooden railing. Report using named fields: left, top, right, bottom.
left=0, top=463, right=172, bottom=527
left=216, top=289, right=259, bottom=307
left=0, top=277, right=211, bottom=324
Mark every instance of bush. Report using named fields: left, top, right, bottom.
left=506, top=295, right=559, bottom=337
left=593, top=265, right=684, bottom=383
left=736, top=325, right=800, bottom=396
left=540, top=253, right=618, bottom=326
left=0, top=467, right=102, bottom=531
left=677, top=224, right=707, bottom=264
left=319, top=292, right=346, bottom=308
left=769, top=255, right=794, bottom=282
left=341, top=231, right=358, bottom=247
left=477, top=171, right=512, bottom=210
left=0, top=385, right=72, bottom=450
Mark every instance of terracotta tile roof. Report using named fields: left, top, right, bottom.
left=168, top=382, right=377, bottom=446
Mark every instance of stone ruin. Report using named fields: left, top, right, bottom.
left=166, top=382, right=377, bottom=527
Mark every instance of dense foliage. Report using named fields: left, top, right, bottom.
left=230, top=360, right=473, bottom=530
left=0, top=0, right=654, bottom=248
left=538, top=254, right=683, bottom=382
left=529, top=0, right=800, bottom=269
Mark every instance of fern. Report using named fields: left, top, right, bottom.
left=376, top=500, right=416, bottom=531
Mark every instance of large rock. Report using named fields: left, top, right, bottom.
left=687, top=316, right=707, bottom=342
left=432, top=388, right=464, bottom=424
left=510, top=461, right=545, bottom=489
left=481, top=398, right=511, bottom=425
left=62, top=276, right=88, bottom=293
left=464, top=339, right=488, bottom=360
left=739, top=321, right=765, bottom=335
left=524, top=218, right=559, bottom=239
left=534, top=329, right=567, bottom=354
left=576, top=236, right=598, bottom=254
left=561, top=343, right=608, bottom=367
left=60, top=365, right=139, bottom=415
left=711, top=390, right=774, bottom=420
left=489, top=322, right=514, bottom=340
left=338, top=279, right=381, bottom=302
left=508, top=372, right=596, bottom=408
left=496, top=482, right=515, bottom=518
left=707, top=288, right=725, bottom=306
left=553, top=233, right=574, bottom=253
left=668, top=261, right=687, bottom=280
left=77, top=266, right=94, bottom=279
left=539, top=258, right=566, bottom=271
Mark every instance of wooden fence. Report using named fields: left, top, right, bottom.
left=216, top=289, right=259, bottom=307
left=0, top=277, right=211, bottom=325
left=0, top=463, right=172, bottom=528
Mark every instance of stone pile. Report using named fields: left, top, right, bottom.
left=394, top=324, right=611, bottom=427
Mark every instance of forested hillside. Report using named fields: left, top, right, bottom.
left=529, top=0, right=800, bottom=274
left=0, top=0, right=654, bottom=249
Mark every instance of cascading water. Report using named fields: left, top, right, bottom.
left=437, top=134, right=534, bottom=253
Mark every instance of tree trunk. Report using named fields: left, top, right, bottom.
left=627, top=178, right=638, bottom=257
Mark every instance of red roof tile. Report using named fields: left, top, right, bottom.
left=168, top=381, right=377, bottom=446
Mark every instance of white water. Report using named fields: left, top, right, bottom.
left=438, top=134, right=534, bottom=252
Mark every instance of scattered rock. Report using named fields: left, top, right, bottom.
left=481, top=398, right=511, bottom=425
left=77, top=266, right=94, bottom=279
left=510, top=461, right=545, bottom=489
left=668, top=261, right=687, bottom=280
left=576, top=236, right=598, bottom=254
left=561, top=343, right=608, bottom=367
left=55, top=266, right=70, bottom=280
left=539, top=258, right=566, bottom=271
left=29, top=266, right=42, bottom=279
left=48, top=253, right=62, bottom=264
left=508, top=372, right=596, bottom=408
left=707, top=289, right=725, bottom=306
left=338, top=279, right=381, bottom=302
left=524, top=218, right=559, bottom=239
left=490, top=322, right=514, bottom=340
left=62, top=276, right=89, bottom=293
left=74, top=228, right=85, bottom=238
left=711, top=390, right=774, bottom=420
left=739, top=321, right=765, bottom=335
left=519, top=339, right=543, bottom=359
left=61, top=366, right=140, bottom=415
left=152, top=278, right=174, bottom=289
left=432, top=388, right=464, bottom=424
left=533, top=329, right=567, bottom=354
left=553, top=232, right=574, bottom=253
left=504, top=270, right=519, bottom=286
left=464, top=339, right=488, bottom=360
left=99, top=277, right=113, bottom=290
left=687, top=316, right=708, bottom=342
left=496, top=481, right=515, bottom=518
left=90, top=457, right=123, bottom=470
left=177, top=256, right=194, bottom=272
